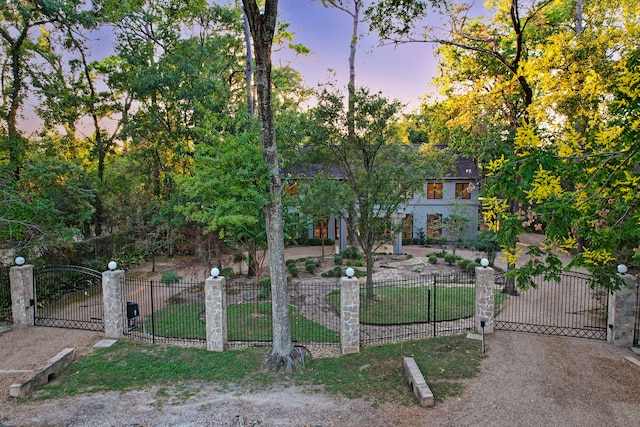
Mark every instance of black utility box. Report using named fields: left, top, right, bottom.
left=127, top=301, right=139, bottom=329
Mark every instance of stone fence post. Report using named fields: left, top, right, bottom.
left=205, top=271, right=227, bottom=352
left=475, top=265, right=495, bottom=334
left=103, top=268, right=126, bottom=338
left=10, top=263, right=34, bottom=327
left=340, top=273, right=360, bottom=354
left=607, top=271, right=638, bottom=347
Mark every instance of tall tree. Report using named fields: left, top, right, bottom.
left=0, top=0, right=89, bottom=180
left=243, top=0, right=298, bottom=372
left=309, top=87, right=443, bottom=299
left=318, top=0, right=364, bottom=248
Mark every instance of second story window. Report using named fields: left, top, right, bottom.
left=427, top=182, right=443, bottom=199
left=455, top=183, right=472, bottom=199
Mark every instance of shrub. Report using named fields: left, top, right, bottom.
left=307, top=238, right=335, bottom=246
left=322, top=266, right=344, bottom=278
left=305, top=263, right=317, bottom=274
left=444, top=253, right=458, bottom=266
left=334, top=255, right=343, bottom=265
left=341, top=245, right=363, bottom=260
left=428, top=255, right=438, bottom=264
left=458, top=259, right=471, bottom=269
left=220, top=267, right=235, bottom=278
left=466, top=262, right=481, bottom=273
left=289, top=266, right=299, bottom=277
left=160, top=270, right=181, bottom=285
left=285, top=259, right=297, bottom=267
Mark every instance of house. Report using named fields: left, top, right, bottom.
left=303, top=157, right=481, bottom=254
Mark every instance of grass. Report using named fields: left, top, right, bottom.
left=35, top=334, right=484, bottom=406
left=328, top=287, right=507, bottom=324
left=148, top=302, right=339, bottom=343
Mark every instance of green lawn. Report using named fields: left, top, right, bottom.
left=148, top=302, right=339, bottom=343
left=34, top=334, right=484, bottom=406
left=328, top=286, right=507, bottom=324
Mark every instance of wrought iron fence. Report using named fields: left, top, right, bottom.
left=0, top=265, right=11, bottom=324
left=359, top=274, right=477, bottom=347
left=123, top=277, right=207, bottom=348
left=123, top=278, right=341, bottom=349
left=225, top=279, right=341, bottom=349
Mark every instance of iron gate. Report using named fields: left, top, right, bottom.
left=494, top=271, right=608, bottom=340
left=34, top=265, right=104, bottom=331
left=0, top=265, right=11, bottom=324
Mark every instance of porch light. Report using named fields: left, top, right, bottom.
left=211, top=268, right=220, bottom=278
left=108, top=261, right=118, bottom=271
left=480, top=258, right=489, bottom=267
left=15, top=256, right=25, bottom=266
left=617, top=264, right=628, bottom=274
left=345, top=267, right=354, bottom=278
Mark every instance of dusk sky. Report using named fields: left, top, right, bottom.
left=275, top=1, right=441, bottom=112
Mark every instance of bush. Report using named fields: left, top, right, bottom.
left=458, top=259, right=471, bottom=269
left=285, top=259, right=297, bottom=267
left=444, top=253, right=458, bottom=266
left=428, top=255, right=438, bottom=264
left=289, top=266, right=299, bottom=277
left=160, top=270, right=181, bottom=285
left=341, top=245, right=363, bottom=260
left=466, top=262, right=481, bottom=273
left=220, top=267, right=235, bottom=278
left=305, top=263, right=317, bottom=274
left=322, top=266, right=344, bottom=278
left=334, top=255, right=343, bottom=265
left=307, top=238, right=335, bottom=246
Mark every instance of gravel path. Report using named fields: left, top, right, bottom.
left=1, top=327, right=639, bottom=426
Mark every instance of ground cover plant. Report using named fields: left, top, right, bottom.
left=34, top=334, right=484, bottom=406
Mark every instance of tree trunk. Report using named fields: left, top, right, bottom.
left=243, top=0, right=298, bottom=372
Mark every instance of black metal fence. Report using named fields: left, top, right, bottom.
left=33, top=265, right=104, bottom=330
left=494, top=271, right=609, bottom=340
left=360, top=274, right=477, bottom=346
left=0, top=265, right=11, bottom=324
left=225, top=280, right=341, bottom=349
left=123, top=278, right=207, bottom=348
left=123, top=278, right=342, bottom=349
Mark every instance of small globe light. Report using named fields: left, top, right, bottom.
left=108, top=261, right=118, bottom=271
left=480, top=258, right=490, bottom=267
left=617, top=264, right=628, bottom=274
left=15, top=256, right=25, bottom=266
left=345, top=267, right=355, bottom=278
left=211, top=268, right=220, bottom=278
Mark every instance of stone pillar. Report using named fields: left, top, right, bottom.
left=10, top=264, right=34, bottom=327
left=340, top=275, right=360, bottom=354
left=475, top=266, right=495, bottom=334
left=607, top=273, right=637, bottom=347
left=205, top=274, right=227, bottom=352
left=102, top=269, right=126, bottom=338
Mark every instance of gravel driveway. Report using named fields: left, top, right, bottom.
left=1, top=327, right=638, bottom=426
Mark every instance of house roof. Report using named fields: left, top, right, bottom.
left=447, top=158, right=479, bottom=180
